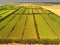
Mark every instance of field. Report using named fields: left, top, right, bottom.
left=0, top=3, right=60, bottom=45
left=40, top=4, right=60, bottom=16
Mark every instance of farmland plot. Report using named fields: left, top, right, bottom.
left=0, top=5, right=60, bottom=44
left=8, top=15, right=27, bottom=38
left=41, top=14, right=60, bottom=39
left=0, top=15, right=21, bottom=38
left=35, top=15, right=57, bottom=40
left=0, top=10, right=8, bottom=14
left=23, top=15, right=37, bottom=39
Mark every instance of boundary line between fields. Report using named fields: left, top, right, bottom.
left=32, top=6, right=40, bottom=40
left=0, top=6, right=23, bottom=22
left=7, top=15, right=23, bottom=38
left=48, top=14, right=60, bottom=24
left=21, top=15, right=28, bottom=38
left=0, top=15, right=15, bottom=31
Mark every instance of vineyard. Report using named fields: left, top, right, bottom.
left=0, top=4, right=60, bottom=45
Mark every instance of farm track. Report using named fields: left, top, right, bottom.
left=0, top=43, right=60, bottom=45
left=0, top=5, right=60, bottom=44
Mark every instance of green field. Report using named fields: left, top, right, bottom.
left=0, top=4, right=60, bottom=44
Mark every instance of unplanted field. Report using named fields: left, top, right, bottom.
left=0, top=4, right=60, bottom=44
left=40, top=5, right=60, bottom=16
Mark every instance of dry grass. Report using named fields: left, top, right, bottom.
left=40, top=5, right=60, bottom=16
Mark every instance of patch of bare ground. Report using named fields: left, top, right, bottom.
left=0, top=43, right=44, bottom=45
left=0, top=43, right=60, bottom=45
left=40, top=5, right=60, bottom=16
